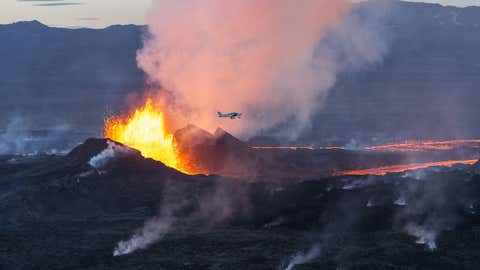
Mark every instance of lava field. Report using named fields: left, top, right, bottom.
left=1, top=137, right=480, bottom=269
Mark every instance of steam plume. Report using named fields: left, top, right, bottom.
left=88, top=140, right=133, bottom=169
left=113, top=181, right=250, bottom=256
left=114, top=207, right=176, bottom=256
left=282, top=244, right=322, bottom=270
left=138, top=0, right=351, bottom=138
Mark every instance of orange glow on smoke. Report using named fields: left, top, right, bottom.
left=367, top=140, right=480, bottom=152
left=104, top=99, right=191, bottom=174
left=337, top=159, right=478, bottom=176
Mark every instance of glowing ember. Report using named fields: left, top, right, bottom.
left=104, top=99, right=190, bottom=173
left=337, top=159, right=478, bottom=176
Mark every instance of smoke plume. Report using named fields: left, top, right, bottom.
left=113, top=180, right=250, bottom=256
left=138, top=0, right=352, bottom=138
left=282, top=244, right=322, bottom=270
left=88, top=140, right=134, bottom=169
left=113, top=201, right=180, bottom=256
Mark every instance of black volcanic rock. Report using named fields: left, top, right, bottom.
left=3, top=138, right=480, bottom=269
left=173, top=124, right=480, bottom=180
left=214, top=128, right=249, bottom=151
left=174, top=125, right=258, bottom=177
left=0, top=138, right=200, bottom=221
left=66, top=138, right=186, bottom=177
left=174, top=124, right=214, bottom=147
left=474, top=160, right=480, bottom=174
left=4, top=149, right=480, bottom=269
left=66, top=138, right=112, bottom=163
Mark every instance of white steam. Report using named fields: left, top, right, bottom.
left=404, top=222, right=437, bottom=251
left=0, top=117, right=29, bottom=154
left=113, top=182, right=250, bottom=256
left=282, top=244, right=322, bottom=270
left=138, top=0, right=357, bottom=138
left=114, top=212, right=175, bottom=256
left=0, top=116, right=73, bottom=155
left=88, top=140, right=133, bottom=169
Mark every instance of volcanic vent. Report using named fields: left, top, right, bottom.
left=104, top=99, right=193, bottom=174
left=103, top=98, right=256, bottom=177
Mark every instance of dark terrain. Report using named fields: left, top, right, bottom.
left=1, top=138, right=480, bottom=269
left=174, top=125, right=480, bottom=179
left=2, top=1, right=480, bottom=269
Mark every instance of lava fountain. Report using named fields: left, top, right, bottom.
left=104, top=99, right=191, bottom=174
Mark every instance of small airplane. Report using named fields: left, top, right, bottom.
left=217, top=111, right=242, bottom=119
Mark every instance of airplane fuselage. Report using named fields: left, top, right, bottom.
left=218, top=112, right=242, bottom=119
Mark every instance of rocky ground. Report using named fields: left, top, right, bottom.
left=1, top=138, right=480, bottom=269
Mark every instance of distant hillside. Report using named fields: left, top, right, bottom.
left=0, top=20, right=145, bottom=131
left=1, top=1, right=480, bottom=144
left=305, top=0, right=480, bottom=144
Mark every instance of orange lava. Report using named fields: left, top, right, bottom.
left=366, top=140, right=480, bottom=152
left=252, top=146, right=341, bottom=151
left=104, top=99, right=192, bottom=174
left=337, top=159, right=478, bottom=176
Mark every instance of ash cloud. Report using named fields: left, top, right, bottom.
left=138, top=0, right=355, bottom=139
left=138, top=0, right=391, bottom=140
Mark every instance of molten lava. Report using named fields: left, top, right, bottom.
left=337, top=159, right=478, bottom=176
left=252, top=146, right=341, bottom=151
left=104, top=99, right=190, bottom=174
left=366, top=140, right=480, bottom=152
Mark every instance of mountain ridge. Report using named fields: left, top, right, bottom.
left=2, top=0, right=480, bottom=142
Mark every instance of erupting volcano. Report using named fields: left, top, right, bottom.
left=5, top=0, right=480, bottom=268
left=104, top=99, right=192, bottom=174
left=103, top=96, right=480, bottom=180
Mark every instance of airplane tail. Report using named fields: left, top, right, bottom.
left=217, top=112, right=222, bottom=117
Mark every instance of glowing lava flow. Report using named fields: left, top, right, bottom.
left=252, top=146, right=341, bottom=151
left=337, top=159, right=478, bottom=176
left=104, top=99, right=190, bottom=174
left=366, top=140, right=480, bottom=152
left=254, top=139, right=480, bottom=152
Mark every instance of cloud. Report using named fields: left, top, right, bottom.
left=33, top=3, right=84, bottom=7
left=17, top=0, right=84, bottom=6
left=78, top=17, right=100, bottom=21
left=17, top=0, right=66, bottom=2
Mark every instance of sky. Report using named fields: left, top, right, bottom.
left=0, top=0, right=151, bottom=28
left=0, top=0, right=480, bottom=28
